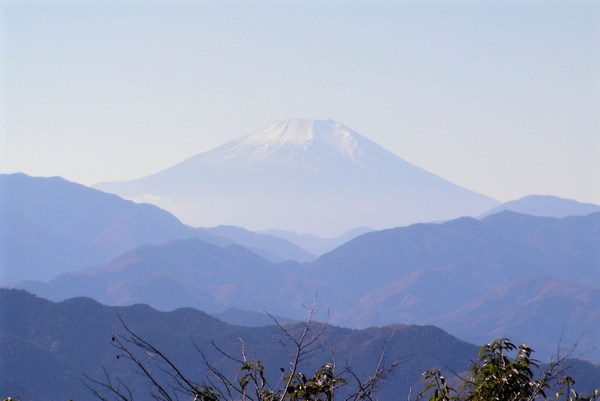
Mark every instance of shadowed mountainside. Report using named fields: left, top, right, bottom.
left=3, top=289, right=599, bottom=401
left=1, top=288, right=480, bottom=401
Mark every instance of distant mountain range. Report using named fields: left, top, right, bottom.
left=308, top=211, right=600, bottom=357
left=95, top=119, right=499, bottom=236
left=17, top=237, right=300, bottom=316
left=261, top=226, right=373, bottom=255
left=211, top=307, right=297, bottom=327
left=3, top=173, right=600, bottom=362
left=0, top=173, right=313, bottom=283
left=0, top=288, right=477, bottom=401
left=4, top=288, right=599, bottom=401
left=11, top=177, right=599, bottom=360
left=262, top=195, right=600, bottom=254
left=479, top=194, right=600, bottom=218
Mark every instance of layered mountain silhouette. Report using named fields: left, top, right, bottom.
left=0, top=173, right=313, bottom=283
left=15, top=209, right=600, bottom=361
left=17, top=238, right=302, bottom=316
left=1, top=288, right=480, bottom=401
left=311, top=211, right=600, bottom=360
left=261, top=226, right=373, bottom=255
left=5, top=122, right=599, bottom=398
left=479, top=194, right=600, bottom=219
left=4, top=288, right=600, bottom=401
left=95, top=119, right=498, bottom=236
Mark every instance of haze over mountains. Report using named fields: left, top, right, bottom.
left=479, top=194, right=600, bottom=218
left=0, top=173, right=313, bottom=283
left=20, top=211, right=599, bottom=360
left=307, top=211, right=600, bottom=359
left=6, top=173, right=598, bottom=362
left=95, top=119, right=499, bottom=236
left=2, top=119, right=599, bottom=399
left=261, top=226, right=374, bottom=255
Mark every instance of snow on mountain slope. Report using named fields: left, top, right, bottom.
left=166, top=119, right=417, bottom=172
left=95, top=119, right=498, bottom=235
left=226, top=119, right=363, bottom=161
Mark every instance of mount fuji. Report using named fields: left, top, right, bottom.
left=95, top=119, right=498, bottom=235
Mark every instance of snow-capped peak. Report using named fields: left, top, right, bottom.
left=226, top=119, right=363, bottom=161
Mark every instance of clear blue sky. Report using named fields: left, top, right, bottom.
left=1, top=0, right=599, bottom=203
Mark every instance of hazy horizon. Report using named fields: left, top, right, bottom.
left=1, top=0, right=599, bottom=204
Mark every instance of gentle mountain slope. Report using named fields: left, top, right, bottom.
left=15, top=238, right=301, bottom=316
left=0, top=173, right=312, bottom=283
left=478, top=211, right=600, bottom=283
left=211, top=308, right=297, bottom=327
left=310, top=211, right=599, bottom=292
left=480, top=194, right=600, bottom=218
left=95, top=119, right=498, bottom=236
left=1, top=173, right=197, bottom=282
left=203, top=225, right=314, bottom=262
left=0, top=212, right=107, bottom=283
left=432, top=275, right=600, bottom=361
left=305, top=211, right=600, bottom=359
